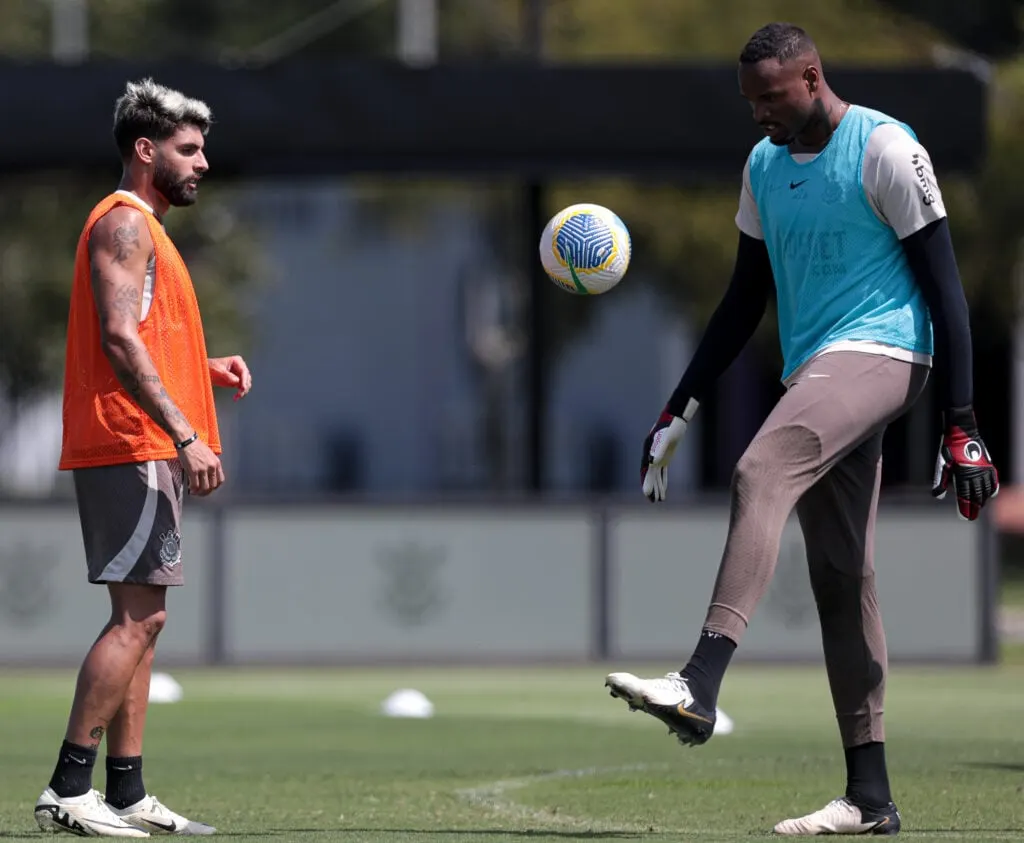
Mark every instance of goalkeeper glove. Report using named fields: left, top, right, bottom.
left=932, top=405, right=999, bottom=521
left=641, top=398, right=699, bottom=502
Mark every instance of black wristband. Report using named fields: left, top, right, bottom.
left=174, top=432, right=199, bottom=451
left=944, top=405, right=977, bottom=433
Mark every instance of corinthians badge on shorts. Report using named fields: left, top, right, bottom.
left=159, top=529, right=182, bottom=567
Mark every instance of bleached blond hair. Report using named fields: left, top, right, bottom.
left=113, top=78, right=213, bottom=159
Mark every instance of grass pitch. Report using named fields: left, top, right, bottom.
left=2, top=662, right=1023, bottom=841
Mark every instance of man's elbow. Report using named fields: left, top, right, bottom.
left=99, top=326, right=141, bottom=363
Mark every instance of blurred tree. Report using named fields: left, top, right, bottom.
left=876, top=0, right=1024, bottom=59
left=543, top=0, right=947, bottom=63
left=943, top=60, right=1024, bottom=316
left=117, top=0, right=395, bottom=63
left=0, top=0, right=397, bottom=61
left=0, top=0, right=48, bottom=57
left=0, top=181, right=79, bottom=403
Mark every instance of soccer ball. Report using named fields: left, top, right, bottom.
left=539, top=203, right=631, bottom=295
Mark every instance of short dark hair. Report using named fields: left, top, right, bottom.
left=113, top=78, right=213, bottom=160
left=739, top=23, right=816, bottom=64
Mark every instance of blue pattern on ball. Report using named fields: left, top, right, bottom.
left=556, top=213, right=615, bottom=270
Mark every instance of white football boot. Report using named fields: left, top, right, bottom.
left=604, top=670, right=716, bottom=746
left=773, top=796, right=901, bottom=836
left=109, top=795, right=216, bottom=836
left=34, top=787, right=150, bottom=837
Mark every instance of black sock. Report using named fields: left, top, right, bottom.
left=105, top=755, right=146, bottom=809
left=48, top=740, right=97, bottom=798
left=845, top=742, right=892, bottom=809
left=680, top=628, right=737, bottom=711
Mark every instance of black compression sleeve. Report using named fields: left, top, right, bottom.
left=899, top=217, right=973, bottom=409
left=666, top=233, right=774, bottom=417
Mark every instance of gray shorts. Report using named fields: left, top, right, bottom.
left=72, top=459, right=185, bottom=587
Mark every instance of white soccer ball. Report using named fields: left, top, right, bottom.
left=539, top=203, right=631, bottom=295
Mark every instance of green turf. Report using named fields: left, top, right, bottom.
left=2, top=664, right=1024, bottom=841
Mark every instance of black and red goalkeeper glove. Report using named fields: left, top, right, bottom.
left=932, top=405, right=999, bottom=521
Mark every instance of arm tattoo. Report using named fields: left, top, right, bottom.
left=111, top=366, right=190, bottom=438
left=112, top=282, right=141, bottom=321
left=155, top=386, right=189, bottom=430
left=90, top=223, right=194, bottom=442
left=111, top=224, right=140, bottom=264
left=115, top=365, right=141, bottom=398
left=90, top=266, right=142, bottom=328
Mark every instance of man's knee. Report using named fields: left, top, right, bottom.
left=811, top=568, right=877, bottom=628
left=134, top=610, right=166, bottom=646
left=108, top=585, right=167, bottom=647
left=810, top=572, right=853, bottom=617
left=732, top=424, right=822, bottom=499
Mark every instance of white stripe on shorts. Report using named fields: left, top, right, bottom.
left=97, top=460, right=159, bottom=583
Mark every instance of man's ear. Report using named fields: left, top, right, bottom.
left=803, top=65, right=820, bottom=95
left=134, top=137, right=157, bottom=165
